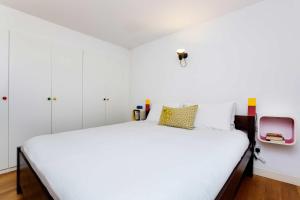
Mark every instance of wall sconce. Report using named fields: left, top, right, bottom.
left=176, top=49, right=188, bottom=67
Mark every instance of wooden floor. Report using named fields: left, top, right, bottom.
left=235, top=176, right=300, bottom=200
left=0, top=172, right=22, bottom=200
left=0, top=172, right=299, bottom=200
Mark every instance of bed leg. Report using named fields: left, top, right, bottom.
left=16, top=147, right=22, bottom=194
left=245, top=154, right=254, bottom=177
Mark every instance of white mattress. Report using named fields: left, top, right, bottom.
left=22, top=121, right=249, bottom=200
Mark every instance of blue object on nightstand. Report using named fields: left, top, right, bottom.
left=136, top=105, right=143, bottom=109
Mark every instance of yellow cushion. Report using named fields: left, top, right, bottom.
left=159, top=105, right=198, bottom=130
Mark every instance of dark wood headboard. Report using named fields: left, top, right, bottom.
left=234, top=115, right=256, bottom=149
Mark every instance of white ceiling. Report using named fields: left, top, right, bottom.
left=0, top=0, right=263, bottom=49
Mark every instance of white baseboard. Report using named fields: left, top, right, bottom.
left=0, top=167, right=16, bottom=175
left=254, top=167, right=300, bottom=186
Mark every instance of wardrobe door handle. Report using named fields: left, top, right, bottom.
left=47, top=97, right=52, bottom=101
left=53, top=97, right=57, bottom=101
left=2, top=96, right=8, bottom=101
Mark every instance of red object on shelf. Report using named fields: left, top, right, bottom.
left=248, top=106, right=256, bottom=116
left=2, top=96, right=7, bottom=101
left=145, top=104, right=150, bottom=117
left=145, top=99, right=151, bottom=118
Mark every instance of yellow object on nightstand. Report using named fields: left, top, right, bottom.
left=248, top=98, right=256, bottom=106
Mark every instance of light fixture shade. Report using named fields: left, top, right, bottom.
left=176, top=49, right=186, bottom=54
left=176, top=49, right=188, bottom=67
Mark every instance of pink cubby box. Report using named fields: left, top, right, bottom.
left=258, top=116, right=296, bottom=146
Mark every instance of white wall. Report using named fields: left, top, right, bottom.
left=0, top=5, right=130, bottom=56
left=0, top=4, right=131, bottom=120
left=131, top=0, right=300, bottom=185
left=0, top=4, right=131, bottom=92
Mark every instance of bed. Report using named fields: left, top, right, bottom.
left=17, top=115, right=255, bottom=200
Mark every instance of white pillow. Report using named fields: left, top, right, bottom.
left=146, top=103, right=180, bottom=122
left=184, top=102, right=236, bottom=130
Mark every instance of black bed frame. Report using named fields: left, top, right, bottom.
left=17, top=115, right=255, bottom=200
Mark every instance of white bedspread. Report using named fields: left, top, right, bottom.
left=22, top=121, right=249, bottom=200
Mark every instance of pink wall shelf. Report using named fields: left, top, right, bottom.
left=258, top=116, right=296, bottom=145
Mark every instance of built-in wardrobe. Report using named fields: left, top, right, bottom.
left=0, top=29, right=130, bottom=170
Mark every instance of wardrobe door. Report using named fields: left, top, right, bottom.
left=9, top=31, right=52, bottom=167
left=83, top=50, right=107, bottom=128
left=51, top=43, right=83, bottom=133
left=105, top=56, right=130, bottom=125
left=0, top=30, right=9, bottom=170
